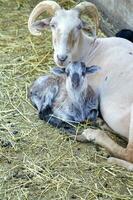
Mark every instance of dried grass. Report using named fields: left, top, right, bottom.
left=0, top=0, right=133, bottom=199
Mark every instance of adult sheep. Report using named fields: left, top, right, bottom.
left=28, top=1, right=133, bottom=170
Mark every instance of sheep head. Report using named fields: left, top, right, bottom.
left=52, top=62, right=100, bottom=92
left=28, top=1, right=100, bottom=66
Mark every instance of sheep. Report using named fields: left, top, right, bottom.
left=29, top=62, right=100, bottom=131
left=115, top=29, right=133, bottom=43
left=28, top=1, right=133, bottom=169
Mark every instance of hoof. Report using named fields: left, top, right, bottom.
left=82, top=129, right=97, bottom=142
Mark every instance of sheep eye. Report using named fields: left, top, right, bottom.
left=50, top=23, right=56, bottom=28
left=66, top=71, right=69, bottom=76
left=82, top=71, right=85, bottom=76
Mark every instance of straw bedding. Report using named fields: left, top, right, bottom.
left=0, top=0, right=133, bottom=199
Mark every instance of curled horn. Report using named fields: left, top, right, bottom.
left=74, top=2, right=100, bottom=35
left=28, top=1, right=61, bottom=36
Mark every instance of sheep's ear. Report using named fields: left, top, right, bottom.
left=51, top=67, right=66, bottom=76
left=31, top=18, right=51, bottom=31
left=86, top=65, right=101, bottom=74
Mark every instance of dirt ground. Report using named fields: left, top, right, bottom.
left=0, top=0, right=133, bottom=199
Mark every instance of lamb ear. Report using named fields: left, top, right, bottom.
left=31, top=18, right=51, bottom=31
left=51, top=67, right=66, bottom=76
left=86, top=65, right=101, bottom=74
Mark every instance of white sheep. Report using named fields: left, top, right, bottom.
left=29, top=62, right=100, bottom=130
left=28, top=1, right=133, bottom=169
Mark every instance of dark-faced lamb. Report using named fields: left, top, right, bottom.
left=28, top=62, right=100, bottom=130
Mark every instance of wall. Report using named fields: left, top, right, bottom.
left=88, top=0, right=133, bottom=36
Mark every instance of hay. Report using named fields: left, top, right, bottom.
left=0, top=0, right=133, bottom=199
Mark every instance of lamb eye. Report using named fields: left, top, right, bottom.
left=66, top=71, right=69, bottom=76
left=82, top=72, right=85, bottom=76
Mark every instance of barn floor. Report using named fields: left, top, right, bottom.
left=0, top=0, right=133, bottom=199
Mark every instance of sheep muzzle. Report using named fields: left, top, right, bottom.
left=71, top=73, right=80, bottom=89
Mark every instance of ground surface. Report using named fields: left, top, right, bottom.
left=0, top=0, right=133, bottom=200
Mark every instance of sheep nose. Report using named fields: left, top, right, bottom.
left=57, top=55, right=68, bottom=62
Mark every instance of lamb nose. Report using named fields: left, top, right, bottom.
left=72, top=73, right=80, bottom=88
left=57, top=55, right=68, bottom=62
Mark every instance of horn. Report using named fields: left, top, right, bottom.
left=28, top=1, right=61, bottom=36
left=74, top=2, right=100, bottom=35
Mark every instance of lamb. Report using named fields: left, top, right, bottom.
left=28, top=1, right=133, bottom=169
left=28, top=62, right=100, bottom=129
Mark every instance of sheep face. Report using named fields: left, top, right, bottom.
left=50, top=10, right=84, bottom=67
left=52, top=62, right=100, bottom=92
left=65, top=62, right=87, bottom=91
left=28, top=1, right=100, bottom=67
